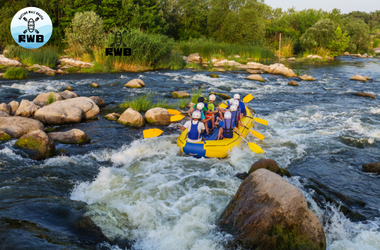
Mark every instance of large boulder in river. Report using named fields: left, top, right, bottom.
left=8, top=101, right=19, bottom=115
left=48, top=129, right=90, bottom=144
left=0, top=103, right=11, bottom=115
left=362, top=162, right=380, bottom=174
left=89, top=96, right=105, bottom=108
left=218, top=169, right=326, bottom=250
left=124, top=79, right=145, bottom=88
left=34, top=97, right=99, bottom=125
left=15, top=130, right=55, bottom=160
left=15, top=99, right=40, bottom=117
left=350, top=75, right=367, bottom=81
left=144, top=107, right=171, bottom=125
left=0, top=116, right=44, bottom=138
left=264, top=63, right=297, bottom=77
left=248, top=159, right=291, bottom=177
left=245, top=74, right=265, bottom=82
left=59, top=90, right=78, bottom=100
left=33, top=92, right=63, bottom=106
left=118, top=108, right=145, bottom=127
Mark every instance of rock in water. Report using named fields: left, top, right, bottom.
left=0, top=103, right=11, bottom=115
left=172, top=91, right=190, bottom=98
left=48, top=129, right=90, bottom=144
left=355, top=92, right=375, bottom=99
left=118, top=108, right=145, bottom=127
left=59, top=90, right=78, bottom=100
left=90, top=83, right=99, bottom=88
left=124, top=79, right=145, bottom=88
left=218, top=169, right=326, bottom=250
left=350, top=75, right=367, bottom=81
left=34, top=97, right=99, bottom=125
left=33, top=92, right=63, bottom=106
left=8, top=101, right=19, bottom=115
left=245, top=74, right=265, bottom=82
left=0, top=130, right=11, bottom=141
left=0, top=116, right=44, bottom=138
left=248, top=158, right=291, bottom=177
left=104, top=113, right=120, bottom=121
left=89, top=96, right=106, bottom=108
left=15, top=130, right=56, bottom=160
left=298, top=75, right=315, bottom=81
left=144, top=107, right=171, bottom=125
left=362, top=162, right=380, bottom=174
left=209, top=74, right=219, bottom=78
left=15, top=100, right=40, bottom=117
left=288, top=80, right=299, bottom=86
left=0, top=111, right=9, bottom=117
left=65, top=86, right=74, bottom=91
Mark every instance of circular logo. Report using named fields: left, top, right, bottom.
left=10, top=7, right=52, bottom=49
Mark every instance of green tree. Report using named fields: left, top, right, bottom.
left=343, top=17, right=371, bottom=53
left=328, top=26, right=350, bottom=55
left=64, top=11, right=105, bottom=56
left=176, top=0, right=208, bottom=40
left=300, top=18, right=337, bottom=50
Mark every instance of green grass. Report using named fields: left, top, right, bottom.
left=66, top=67, right=80, bottom=73
left=81, top=62, right=111, bottom=73
left=3, top=67, right=27, bottom=79
left=47, top=92, right=56, bottom=104
left=178, top=98, right=190, bottom=109
left=119, top=94, right=175, bottom=112
left=177, top=38, right=274, bottom=61
left=191, top=87, right=204, bottom=103
left=157, top=50, right=186, bottom=70
left=4, top=45, right=59, bottom=67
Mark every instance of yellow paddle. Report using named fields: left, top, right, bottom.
left=244, top=126, right=265, bottom=140
left=143, top=128, right=163, bottom=139
left=253, top=117, right=268, bottom=126
left=242, top=94, right=254, bottom=103
left=170, top=115, right=185, bottom=122
left=238, top=134, right=264, bottom=154
left=167, top=109, right=181, bottom=115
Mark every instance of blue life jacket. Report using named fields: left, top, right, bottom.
left=238, top=101, right=247, bottom=116
left=188, top=121, right=201, bottom=141
left=231, top=110, right=239, bottom=127
left=223, top=118, right=234, bottom=138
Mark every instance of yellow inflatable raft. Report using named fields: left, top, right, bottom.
left=177, top=105, right=254, bottom=158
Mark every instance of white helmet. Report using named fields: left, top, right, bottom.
left=196, top=103, right=204, bottom=110
left=209, top=94, right=216, bottom=101
left=224, top=111, right=232, bottom=119
left=232, top=100, right=239, bottom=106
left=234, top=94, right=240, bottom=100
left=192, top=110, right=201, bottom=119
left=230, top=105, right=238, bottom=112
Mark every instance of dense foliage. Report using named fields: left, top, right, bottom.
left=0, top=0, right=379, bottom=57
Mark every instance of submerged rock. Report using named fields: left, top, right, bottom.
left=33, top=92, right=62, bottom=106
left=15, top=100, right=40, bottom=117
left=218, top=169, right=326, bottom=250
left=15, top=130, right=56, bottom=160
left=104, top=113, right=121, bottom=121
left=89, top=96, right=106, bottom=108
left=288, top=80, right=299, bottom=86
left=362, top=162, right=380, bottom=174
left=118, top=108, right=145, bottom=127
left=248, top=158, right=291, bottom=177
left=355, top=92, right=375, bottom=99
left=90, top=82, right=99, bottom=88
left=209, top=73, right=219, bottom=78
left=172, top=91, right=190, bottom=98
left=144, top=107, right=171, bottom=125
left=0, top=116, right=44, bottom=138
left=124, top=79, right=145, bottom=88
left=245, top=74, right=265, bottom=82
left=34, top=97, right=99, bottom=125
left=48, top=129, right=90, bottom=144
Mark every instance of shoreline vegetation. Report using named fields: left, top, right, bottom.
left=0, top=3, right=379, bottom=75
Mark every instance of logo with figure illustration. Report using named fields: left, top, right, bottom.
left=10, top=7, right=52, bottom=49
left=106, top=29, right=132, bottom=56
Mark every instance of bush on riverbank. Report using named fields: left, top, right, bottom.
left=3, top=67, right=27, bottom=79
left=120, top=94, right=175, bottom=112
left=4, top=45, right=59, bottom=68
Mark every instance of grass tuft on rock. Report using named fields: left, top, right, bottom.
left=47, top=92, right=56, bottom=105
left=120, top=94, right=175, bottom=112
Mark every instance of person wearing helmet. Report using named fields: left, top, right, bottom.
left=189, top=96, right=214, bottom=134
left=230, top=104, right=244, bottom=127
left=217, top=111, right=243, bottom=140
left=179, top=110, right=205, bottom=143
left=232, top=93, right=247, bottom=116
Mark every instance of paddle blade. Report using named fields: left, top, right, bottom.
left=143, top=128, right=163, bottom=139
left=219, top=101, right=228, bottom=109
left=243, top=94, right=254, bottom=103
left=250, top=129, right=265, bottom=140
left=253, top=117, right=268, bottom=126
left=167, top=109, right=181, bottom=115
left=248, top=142, right=264, bottom=154
left=170, top=115, right=185, bottom=122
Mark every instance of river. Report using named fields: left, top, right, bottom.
left=0, top=57, right=380, bottom=250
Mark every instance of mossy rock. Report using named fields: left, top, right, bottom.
left=0, top=131, right=11, bottom=141
left=209, top=73, right=219, bottom=78
left=172, top=91, right=190, bottom=98
left=216, top=93, right=231, bottom=100
left=16, top=137, right=43, bottom=150
left=90, top=83, right=99, bottom=88
left=65, top=86, right=74, bottom=91
left=44, top=127, right=56, bottom=132
left=15, top=130, right=56, bottom=160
